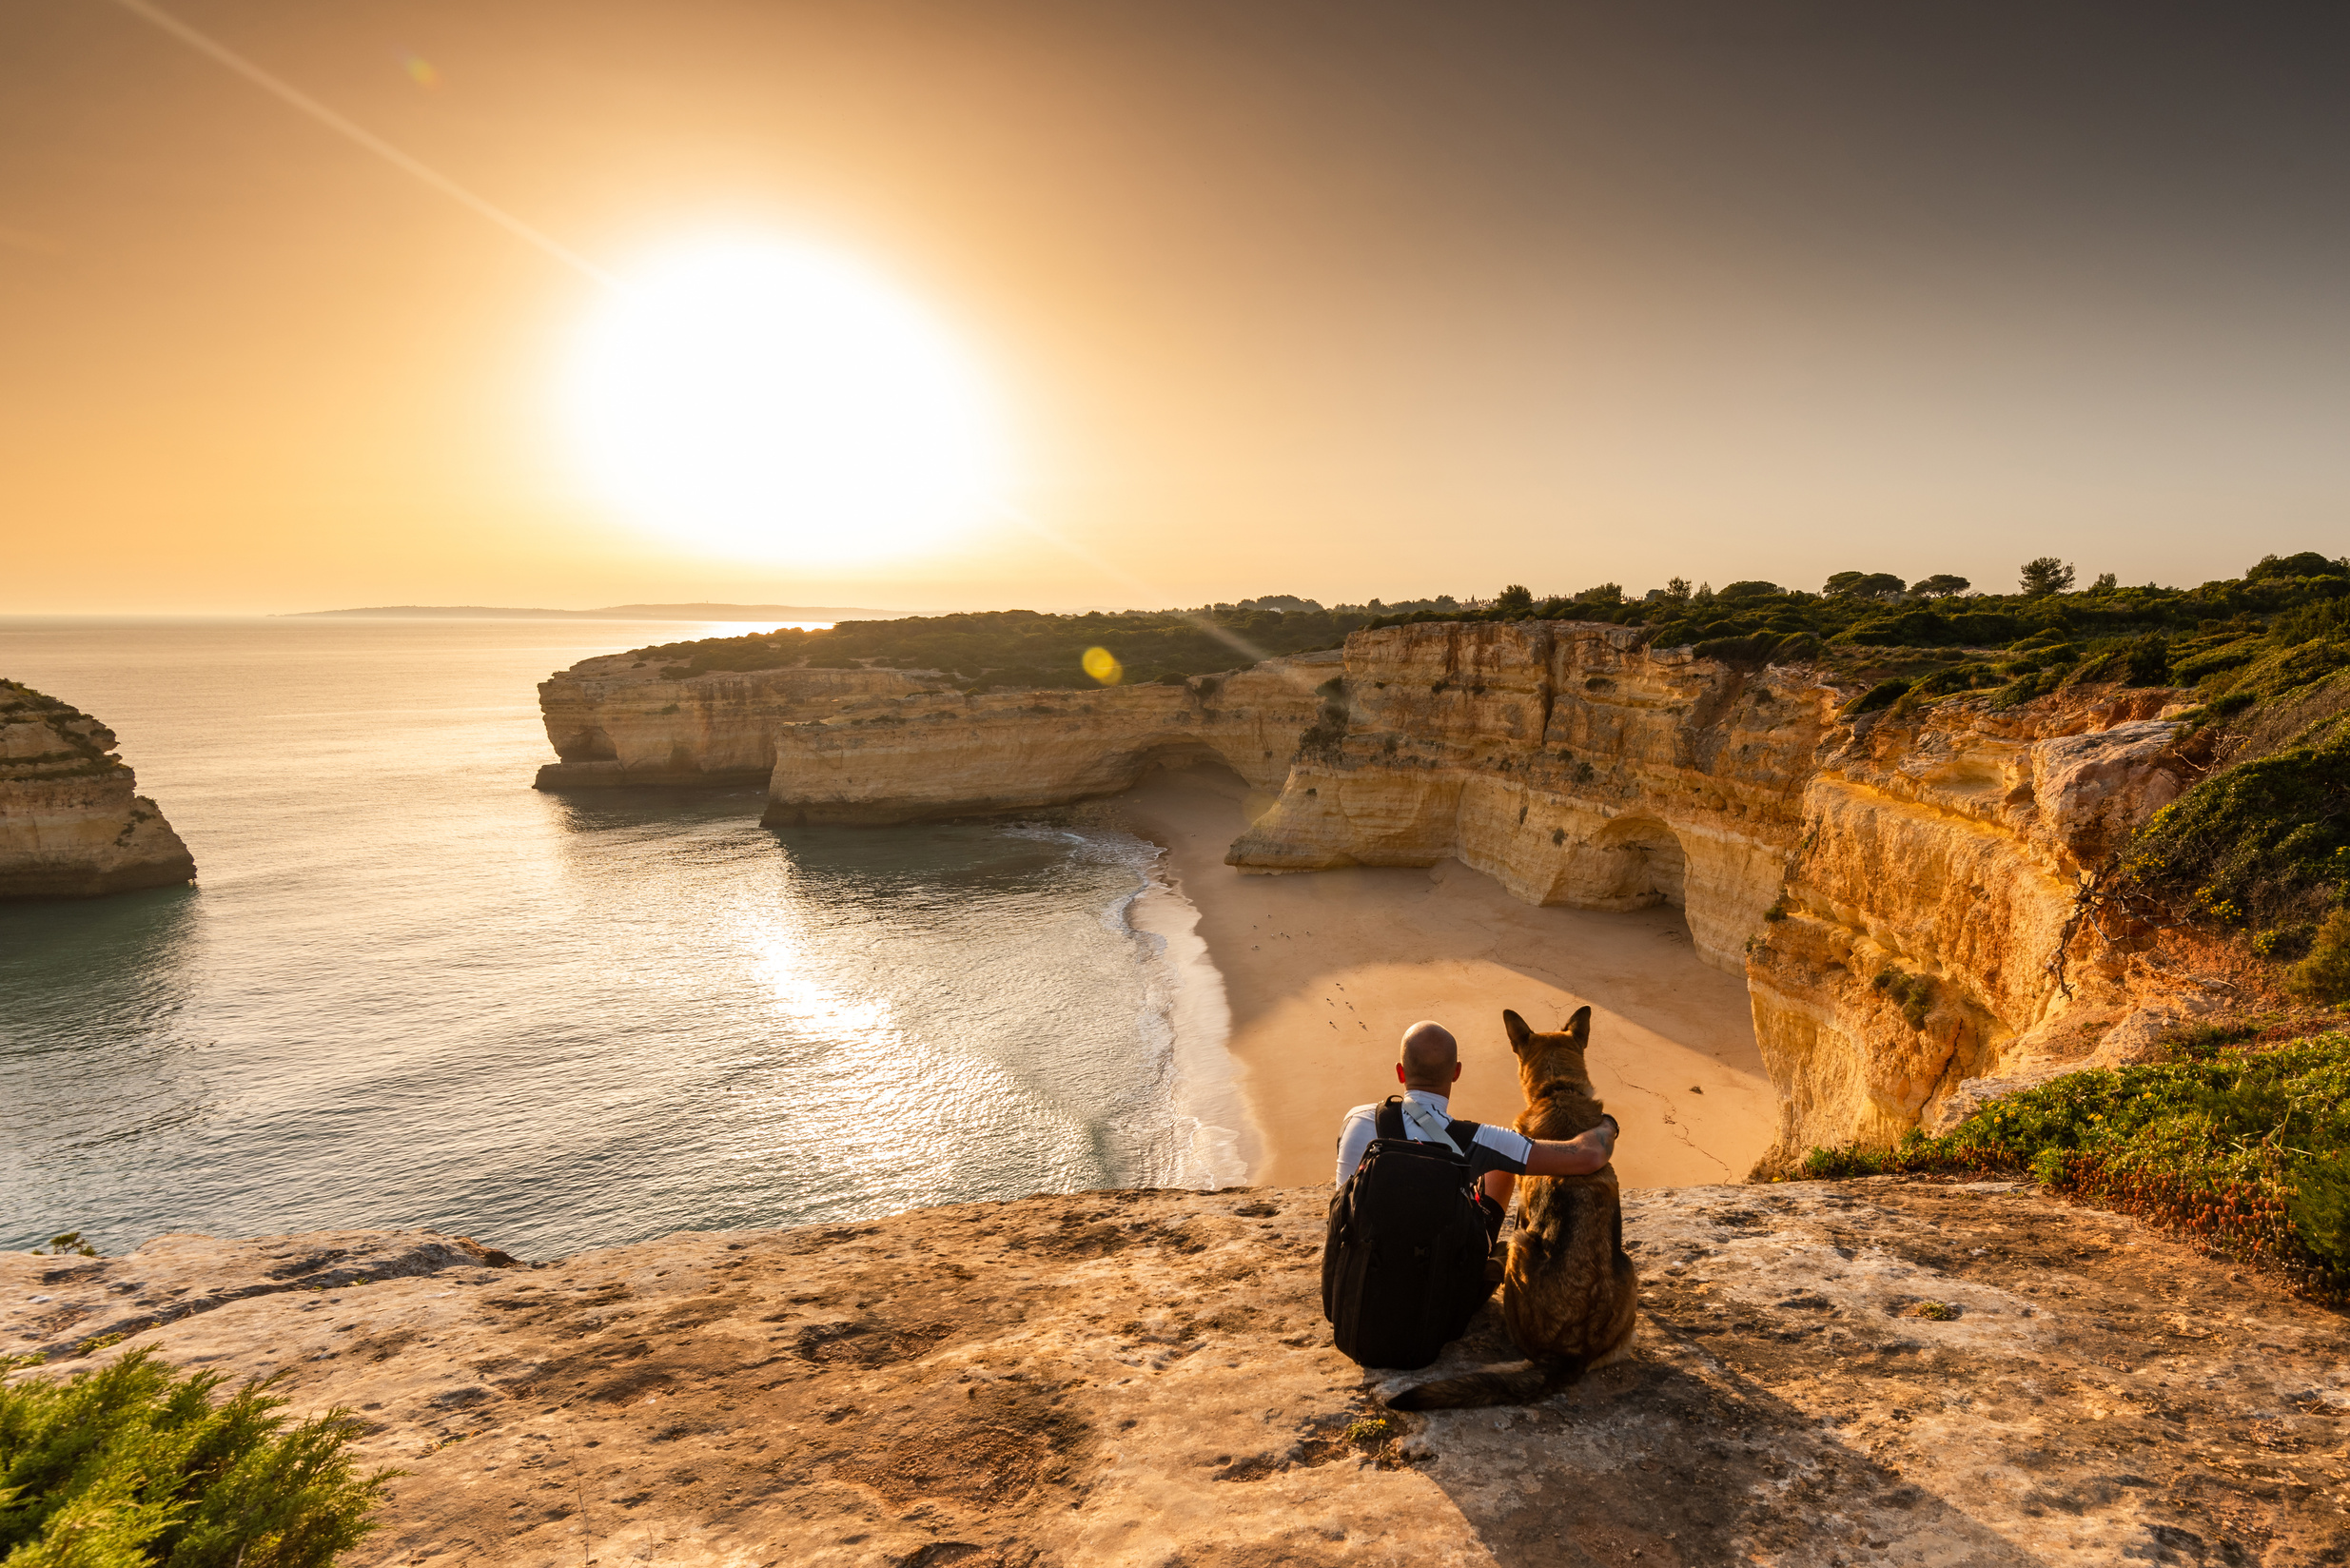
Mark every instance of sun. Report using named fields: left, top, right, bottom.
left=564, top=238, right=1006, bottom=564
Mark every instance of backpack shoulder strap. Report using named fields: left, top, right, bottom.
left=1375, top=1096, right=1405, bottom=1142
left=1446, top=1117, right=1482, bottom=1150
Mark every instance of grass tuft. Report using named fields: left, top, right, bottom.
left=1800, top=1031, right=2350, bottom=1303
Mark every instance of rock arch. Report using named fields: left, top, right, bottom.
left=1578, top=813, right=1689, bottom=911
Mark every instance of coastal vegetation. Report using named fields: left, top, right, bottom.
left=630, top=549, right=2350, bottom=995
left=630, top=553, right=2350, bottom=718
left=0, top=682, right=129, bottom=780
left=0, top=1349, right=392, bottom=1567
left=1800, top=1028, right=2350, bottom=1304
left=627, top=595, right=1466, bottom=689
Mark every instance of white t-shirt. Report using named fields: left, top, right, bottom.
left=1333, top=1089, right=1535, bottom=1187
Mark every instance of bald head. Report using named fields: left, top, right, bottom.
left=1398, top=1020, right=1459, bottom=1089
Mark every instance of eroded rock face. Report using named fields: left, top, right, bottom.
left=0, top=680, right=195, bottom=899
left=530, top=623, right=2203, bottom=1154
left=533, top=650, right=1335, bottom=817
left=1748, top=689, right=2194, bottom=1166
left=1226, top=622, right=1845, bottom=972
left=1224, top=624, right=2201, bottom=1156
left=536, top=656, right=942, bottom=789
left=8, top=1182, right=2340, bottom=1567
left=760, top=655, right=1336, bottom=825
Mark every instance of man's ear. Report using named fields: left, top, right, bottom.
left=1395, top=1063, right=1406, bottom=1085
left=1451, top=1062, right=1463, bottom=1083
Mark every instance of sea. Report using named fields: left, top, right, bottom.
left=0, top=617, right=1245, bottom=1259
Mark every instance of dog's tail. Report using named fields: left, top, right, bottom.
left=1384, top=1356, right=1587, bottom=1411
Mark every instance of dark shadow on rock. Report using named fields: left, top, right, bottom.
left=1381, top=1301, right=2046, bottom=1567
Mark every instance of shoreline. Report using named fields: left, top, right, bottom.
left=1088, top=765, right=1777, bottom=1189
left=1124, top=859, right=1259, bottom=1187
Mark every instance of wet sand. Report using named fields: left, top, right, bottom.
left=1095, top=766, right=1777, bottom=1189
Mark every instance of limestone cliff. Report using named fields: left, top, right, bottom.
left=1748, top=688, right=2196, bottom=1166
left=1225, top=622, right=1844, bottom=972
left=1222, top=622, right=2196, bottom=1162
left=536, top=654, right=943, bottom=789
left=0, top=680, right=195, bottom=899
left=8, top=1182, right=2341, bottom=1566
left=759, top=654, right=1335, bottom=825
left=533, top=622, right=2198, bottom=1158
left=532, top=644, right=1336, bottom=820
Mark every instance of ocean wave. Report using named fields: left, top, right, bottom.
left=1000, top=822, right=1249, bottom=1190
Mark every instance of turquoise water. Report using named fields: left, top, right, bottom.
left=0, top=618, right=1227, bottom=1259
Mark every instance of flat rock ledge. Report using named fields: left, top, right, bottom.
left=7, top=1181, right=2347, bottom=1567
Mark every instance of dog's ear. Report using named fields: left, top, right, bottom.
left=1502, top=1009, right=1533, bottom=1053
left=1563, top=1006, right=1591, bottom=1047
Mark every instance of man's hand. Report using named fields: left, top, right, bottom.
left=1522, top=1115, right=1620, bottom=1177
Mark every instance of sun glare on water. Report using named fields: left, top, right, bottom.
left=565, top=239, right=1005, bottom=563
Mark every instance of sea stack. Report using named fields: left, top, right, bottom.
left=0, top=679, right=195, bottom=898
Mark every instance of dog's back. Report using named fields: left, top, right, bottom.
left=1389, top=1006, right=1637, bottom=1409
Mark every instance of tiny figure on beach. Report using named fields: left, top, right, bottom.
left=1321, top=1016, right=1620, bottom=1384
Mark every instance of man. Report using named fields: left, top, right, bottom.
left=1322, top=1019, right=1619, bottom=1368
left=1335, top=1018, right=1620, bottom=1221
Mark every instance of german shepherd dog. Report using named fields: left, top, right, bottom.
left=1388, top=1007, right=1638, bottom=1408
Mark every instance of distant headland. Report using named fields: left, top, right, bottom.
left=284, top=601, right=903, bottom=621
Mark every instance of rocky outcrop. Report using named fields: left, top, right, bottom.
left=531, top=621, right=2201, bottom=1156
left=0, top=680, right=195, bottom=899
left=1226, top=622, right=1844, bottom=971
left=1224, top=624, right=2198, bottom=1158
left=536, top=656, right=942, bottom=788
left=10, top=1181, right=2342, bottom=1566
left=530, top=644, right=1335, bottom=819
left=1748, top=690, right=2196, bottom=1166
left=760, top=654, right=1336, bottom=825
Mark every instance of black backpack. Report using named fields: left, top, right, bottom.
left=1322, top=1098, right=1498, bottom=1369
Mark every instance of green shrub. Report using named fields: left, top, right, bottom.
left=1799, top=1032, right=2350, bottom=1302
left=1846, top=678, right=1911, bottom=715
left=1905, top=663, right=1996, bottom=700
left=2289, top=909, right=2350, bottom=1002
left=2195, top=638, right=2350, bottom=711
left=1944, top=610, right=2021, bottom=644
left=2122, top=718, right=2350, bottom=929
left=2246, top=551, right=2349, bottom=585
left=1870, top=966, right=1934, bottom=1028
left=2169, top=632, right=2264, bottom=685
left=0, top=1349, right=394, bottom=1567
left=2061, top=632, right=2170, bottom=688
left=1693, top=632, right=1788, bottom=666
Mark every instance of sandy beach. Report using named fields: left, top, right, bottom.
left=1094, top=765, right=1777, bottom=1190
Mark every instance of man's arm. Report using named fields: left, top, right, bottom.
left=1520, top=1115, right=1619, bottom=1177
left=1332, top=1106, right=1379, bottom=1187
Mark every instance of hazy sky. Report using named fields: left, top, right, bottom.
left=4, top=1, right=2345, bottom=613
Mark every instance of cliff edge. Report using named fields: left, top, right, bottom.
left=0, top=679, right=194, bottom=899
left=7, top=1182, right=2342, bottom=1566
left=533, top=646, right=1335, bottom=820
left=1224, top=621, right=2199, bottom=1164
left=531, top=622, right=2203, bottom=1162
